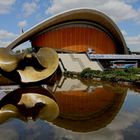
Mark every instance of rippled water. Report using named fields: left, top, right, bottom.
left=0, top=77, right=140, bottom=140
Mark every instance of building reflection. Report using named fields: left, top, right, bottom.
left=0, top=75, right=127, bottom=133
left=51, top=77, right=127, bottom=132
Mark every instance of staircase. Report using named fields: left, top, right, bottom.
left=58, top=53, right=103, bottom=72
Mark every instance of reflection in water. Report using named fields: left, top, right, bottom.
left=0, top=87, right=59, bottom=123
left=1, top=76, right=140, bottom=139
left=51, top=77, right=127, bottom=132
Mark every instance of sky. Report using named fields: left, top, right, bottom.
left=0, top=0, right=140, bottom=52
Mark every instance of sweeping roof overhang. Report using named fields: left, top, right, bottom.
left=7, top=8, right=128, bottom=53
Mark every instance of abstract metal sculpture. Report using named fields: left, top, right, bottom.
left=0, top=47, right=59, bottom=83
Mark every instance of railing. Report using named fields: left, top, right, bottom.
left=87, top=53, right=140, bottom=60
left=59, top=58, right=67, bottom=71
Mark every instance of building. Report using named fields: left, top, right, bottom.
left=7, top=9, right=128, bottom=54
left=7, top=9, right=129, bottom=71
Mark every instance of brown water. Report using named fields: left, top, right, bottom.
left=0, top=77, right=140, bottom=140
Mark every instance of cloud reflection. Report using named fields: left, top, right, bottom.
left=0, top=128, right=18, bottom=140
left=0, top=108, right=140, bottom=140
left=0, top=85, right=140, bottom=139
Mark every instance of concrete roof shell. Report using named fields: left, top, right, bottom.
left=7, top=8, right=128, bottom=54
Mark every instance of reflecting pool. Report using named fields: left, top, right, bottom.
left=0, top=76, right=140, bottom=140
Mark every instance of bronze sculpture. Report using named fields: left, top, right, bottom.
left=0, top=47, right=59, bottom=83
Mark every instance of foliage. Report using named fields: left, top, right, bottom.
left=64, top=67, right=140, bottom=84
left=125, top=68, right=140, bottom=74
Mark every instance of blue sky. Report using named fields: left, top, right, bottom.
left=0, top=0, right=140, bottom=52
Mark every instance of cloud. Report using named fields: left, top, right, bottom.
left=18, top=20, right=27, bottom=29
left=97, top=1, right=137, bottom=22
left=135, top=8, right=140, bottom=25
left=121, top=30, right=140, bottom=51
left=0, top=29, right=31, bottom=49
left=45, top=0, right=138, bottom=23
left=0, top=40, right=11, bottom=48
left=0, top=0, right=16, bottom=14
left=124, top=0, right=139, bottom=4
left=50, top=108, right=140, bottom=140
left=0, top=29, right=17, bottom=40
left=108, top=111, right=138, bottom=131
left=126, top=35, right=140, bottom=47
left=0, top=29, right=17, bottom=48
left=13, top=41, right=32, bottom=51
left=22, top=2, right=39, bottom=17
left=0, top=106, right=139, bottom=140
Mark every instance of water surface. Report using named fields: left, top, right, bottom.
left=0, top=77, right=140, bottom=140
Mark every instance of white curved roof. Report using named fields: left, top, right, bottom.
left=7, top=8, right=128, bottom=54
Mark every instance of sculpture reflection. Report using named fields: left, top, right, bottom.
left=51, top=78, right=127, bottom=132
left=0, top=87, right=59, bottom=123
